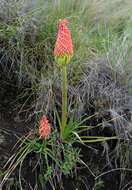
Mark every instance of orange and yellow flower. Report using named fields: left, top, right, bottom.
left=38, top=116, right=51, bottom=139
left=54, top=19, right=73, bottom=65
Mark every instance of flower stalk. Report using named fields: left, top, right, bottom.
left=61, top=65, right=68, bottom=138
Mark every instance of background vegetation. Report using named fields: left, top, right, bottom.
left=1, top=0, right=132, bottom=189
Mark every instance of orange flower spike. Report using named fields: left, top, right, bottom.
left=54, top=19, right=73, bottom=65
left=38, top=116, right=51, bottom=139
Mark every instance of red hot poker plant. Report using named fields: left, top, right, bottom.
left=54, top=19, right=73, bottom=65
left=54, top=19, right=73, bottom=141
left=38, top=116, right=51, bottom=139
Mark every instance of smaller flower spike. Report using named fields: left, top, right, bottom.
left=38, top=116, right=51, bottom=139
left=54, top=19, right=73, bottom=65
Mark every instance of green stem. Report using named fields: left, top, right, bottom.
left=61, top=65, right=68, bottom=140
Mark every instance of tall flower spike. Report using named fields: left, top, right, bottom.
left=54, top=19, right=73, bottom=65
left=38, top=116, right=51, bottom=139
